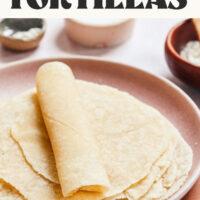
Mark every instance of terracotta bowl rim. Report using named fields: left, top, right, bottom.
left=166, top=19, right=200, bottom=70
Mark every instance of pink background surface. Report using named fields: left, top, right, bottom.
left=0, top=19, right=198, bottom=104
left=0, top=19, right=199, bottom=108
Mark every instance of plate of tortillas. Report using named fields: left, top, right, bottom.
left=0, top=57, right=199, bottom=200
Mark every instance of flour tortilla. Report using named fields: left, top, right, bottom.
left=1, top=62, right=192, bottom=200
left=0, top=96, right=104, bottom=200
left=0, top=99, right=61, bottom=200
left=10, top=81, right=193, bottom=200
left=12, top=79, right=172, bottom=199
left=0, top=181, right=23, bottom=200
left=106, top=142, right=176, bottom=200
left=125, top=139, right=176, bottom=200
left=67, top=80, right=179, bottom=198
left=11, top=93, right=59, bottom=184
left=141, top=132, right=193, bottom=200
left=36, top=62, right=110, bottom=197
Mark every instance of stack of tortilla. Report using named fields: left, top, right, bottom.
left=0, top=62, right=192, bottom=200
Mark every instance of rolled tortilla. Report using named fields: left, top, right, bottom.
left=36, top=62, right=110, bottom=197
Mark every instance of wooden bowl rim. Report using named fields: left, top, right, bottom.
left=166, top=19, right=200, bottom=70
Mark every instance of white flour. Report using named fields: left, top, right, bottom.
left=180, top=41, right=200, bottom=66
left=2, top=27, right=42, bottom=41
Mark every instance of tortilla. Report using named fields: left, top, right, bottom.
left=69, top=80, right=178, bottom=198
left=0, top=100, right=59, bottom=200
left=141, top=132, right=193, bottom=200
left=0, top=181, right=23, bottom=200
left=11, top=93, right=59, bottom=184
left=12, top=78, right=173, bottom=199
left=36, top=62, right=110, bottom=197
left=106, top=141, right=176, bottom=200
left=1, top=62, right=192, bottom=200
left=9, top=85, right=192, bottom=199
left=0, top=96, right=105, bottom=200
left=125, top=139, right=176, bottom=200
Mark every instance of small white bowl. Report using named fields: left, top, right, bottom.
left=65, top=18, right=134, bottom=48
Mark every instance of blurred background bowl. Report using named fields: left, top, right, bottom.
left=0, top=18, right=46, bottom=51
left=165, top=19, right=200, bottom=89
left=65, top=18, right=134, bottom=48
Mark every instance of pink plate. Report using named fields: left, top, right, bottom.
left=0, top=57, right=200, bottom=200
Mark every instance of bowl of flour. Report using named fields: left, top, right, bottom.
left=165, top=19, right=200, bottom=89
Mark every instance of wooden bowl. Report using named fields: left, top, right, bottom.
left=0, top=19, right=46, bottom=51
left=165, top=19, right=200, bottom=89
